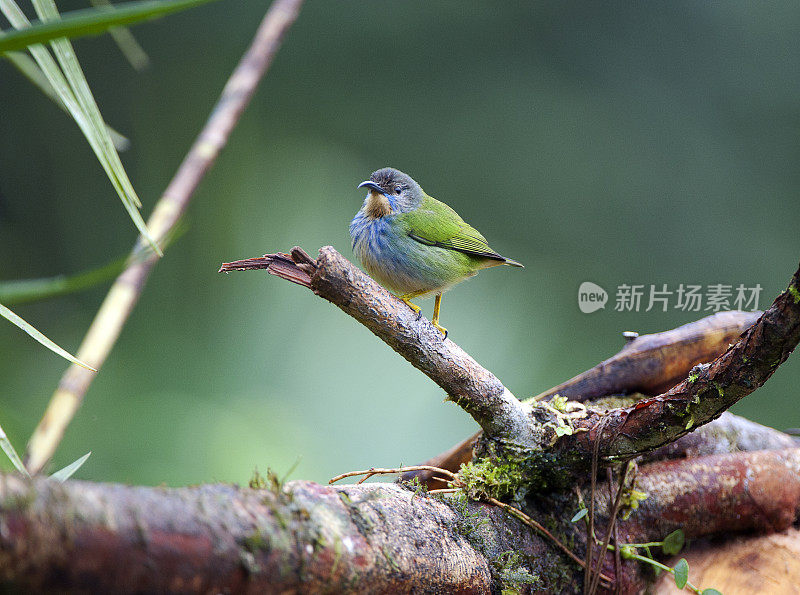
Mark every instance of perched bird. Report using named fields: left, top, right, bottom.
left=350, top=167, right=523, bottom=337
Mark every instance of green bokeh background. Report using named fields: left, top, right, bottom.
left=1, top=1, right=798, bottom=485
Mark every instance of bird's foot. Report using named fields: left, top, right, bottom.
left=433, top=322, right=448, bottom=340
left=400, top=297, right=423, bottom=320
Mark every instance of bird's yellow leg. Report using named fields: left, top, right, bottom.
left=399, top=291, right=424, bottom=319
left=431, top=293, right=447, bottom=338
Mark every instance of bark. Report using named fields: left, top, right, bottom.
left=535, top=310, right=761, bottom=402
left=1, top=448, right=799, bottom=593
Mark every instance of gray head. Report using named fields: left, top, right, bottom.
left=357, top=167, right=424, bottom=216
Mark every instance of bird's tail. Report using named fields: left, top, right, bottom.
left=503, top=257, right=524, bottom=268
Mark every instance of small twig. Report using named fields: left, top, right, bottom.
left=486, top=497, right=613, bottom=589
left=329, top=464, right=611, bottom=586
left=588, top=463, right=629, bottom=595
left=329, top=465, right=457, bottom=485
left=585, top=415, right=609, bottom=594
left=608, top=468, right=622, bottom=595
left=24, top=0, right=307, bottom=475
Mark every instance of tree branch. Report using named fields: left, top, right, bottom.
left=24, top=0, right=306, bottom=475
left=2, top=448, right=799, bottom=593
left=220, top=247, right=538, bottom=449
left=560, top=261, right=800, bottom=466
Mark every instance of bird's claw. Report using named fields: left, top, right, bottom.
left=433, top=322, right=448, bottom=340
left=401, top=297, right=422, bottom=317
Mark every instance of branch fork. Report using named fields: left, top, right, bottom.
left=222, top=247, right=800, bottom=490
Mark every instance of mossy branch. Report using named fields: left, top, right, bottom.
left=1, top=447, right=798, bottom=592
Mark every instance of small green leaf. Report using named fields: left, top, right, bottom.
left=571, top=508, right=588, bottom=522
left=673, top=558, right=689, bottom=589
left=701, top=589, right=722, bottom=595
left=50, top=452, right=91, bottom=481
left=554, top=425, right=573, bottom=437
left=662, top=529, right=685, bottom=555
left=0, top=302, right=96, bottom=370
left=0, top=0, right=218, bottom=53
left=0, top=422, right=30, bottom=477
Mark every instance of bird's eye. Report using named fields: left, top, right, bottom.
left=395, top=187, right=402, bottom=194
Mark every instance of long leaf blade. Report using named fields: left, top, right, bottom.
left=0, top=257, right=126, bottom=305
left=5, top=51, right=130, bottom=150
left=0, top=0, right=217, bottom=53
left=31, top=0, right=164, bottom=254
left=0, top=302, right=96, bottom=371
left=0, top=422, right=30, bottom=477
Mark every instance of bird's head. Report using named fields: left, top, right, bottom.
left=358, top=167, right=423, bottom=218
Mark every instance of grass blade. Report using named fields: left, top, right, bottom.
left=0, top=422, right=30, bottom=477
left=4, top=51, right=129, bottom=150
left=90, top=0, right=150, bottom=71
left=0, top=0, right=170, bottom=256
left=50, top=452, right=91, bottom=481
left=32, top=0, right=163, bottom=251
left=0, top=256, right=126, bottom=305
left=0, top=302, right=97, bottom=371
left=0, top=0, right=217, bottom=53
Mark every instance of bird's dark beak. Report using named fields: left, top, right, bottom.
left=358, top=181, right=383, bottom=193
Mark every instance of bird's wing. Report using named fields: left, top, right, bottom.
left=399, top=194, right=507, bottom=261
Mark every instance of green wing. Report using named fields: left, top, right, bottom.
left=399, top=194, right=507, bottom=262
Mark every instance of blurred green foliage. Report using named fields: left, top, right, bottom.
left=1, top=1, right=798, bottom=486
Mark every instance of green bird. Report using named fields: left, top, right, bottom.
left=350, top=167, right=523, bottom=337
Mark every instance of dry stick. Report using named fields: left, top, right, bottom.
left=485, top=497, right=613, bottom=589
left=608, top=468, right=622, bottom=595
left=588, top=463, right=629, bottom=595
left=23, top=0, right=306, bottom=475
left=585, top=415, right=610, bottom=595
left=329, top=465, right=457, bottom=485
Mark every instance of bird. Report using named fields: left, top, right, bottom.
left=349, top=167, right=523, bottom=338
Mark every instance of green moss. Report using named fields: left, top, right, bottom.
left=331, top=536, right=343, bottom=575
left=243, top=530, right=270, bottom=552
left=337, top=491, right=375, bottom=536
left=688, top=372, right=699, bottom=383
left=249, top=467, right=283, bottom=493
left=381, top=545, right=400, bottom=571
left=788, top=284, right=800, bottom=304
left=493, top=551, right=538, bottom=592
left=620, top=488, right=648, bottom=520
left=549, top=395, right=569, bottom=412
left=459, top=457, right=527, bottom=501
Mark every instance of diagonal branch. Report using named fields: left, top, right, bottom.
left=559, top=261, right=800, bottom=466
left=220, top=247, right=538, bottom=448
left=24, top=0, right=306, bottom=475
